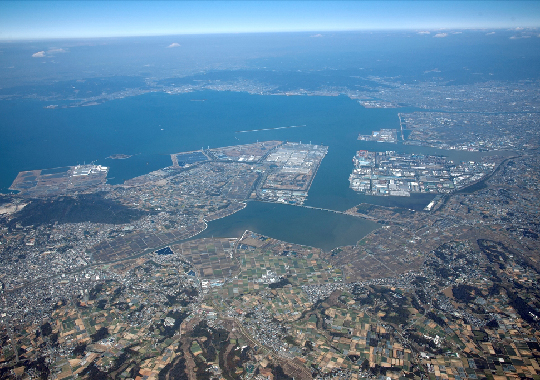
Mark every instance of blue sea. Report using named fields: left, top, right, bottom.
left=0, top=90, right=509, bottom=249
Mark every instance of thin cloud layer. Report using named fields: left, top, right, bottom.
left=31, top=51, right=46, bottom=58
left=433, top=33, right=448, bottom=38
left=417, top=31, right=430, bottom=35
left=166, top=43, right=181, bottom=48
left=47, top=48, right=67, bottom=53
left=310, top=33, right=323, bottom=38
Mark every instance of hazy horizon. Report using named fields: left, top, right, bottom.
left=1, top=1, right=539, bottom=40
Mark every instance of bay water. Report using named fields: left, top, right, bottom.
left=0, top=91, right=505, bottom=249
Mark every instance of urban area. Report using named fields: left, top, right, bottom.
left=348, top=150, right=499, bottom=197
left=0, top=75, right=539, bottom=380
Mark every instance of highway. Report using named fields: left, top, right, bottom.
left=293, top=204, right=380, bottom=222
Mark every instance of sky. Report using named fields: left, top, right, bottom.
left=0, top=1, right=539, bottom=40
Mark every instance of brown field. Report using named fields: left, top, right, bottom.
left=171, top=238, right=240, bottom=279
